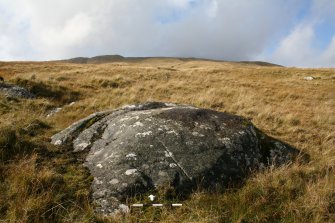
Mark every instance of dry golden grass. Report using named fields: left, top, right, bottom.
left=0, top=59, right=334, bottom=222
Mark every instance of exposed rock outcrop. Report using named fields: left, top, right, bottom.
left=51, top=102, right=299, bottom=214
left=0, top=82, right=35, bottom=99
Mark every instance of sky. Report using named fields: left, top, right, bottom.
left=0, top=0, right=334, bottom=67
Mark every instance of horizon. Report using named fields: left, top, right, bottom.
left=0, top=54, right=285, bottom=68
left=0, top=0, right=334, bottom=68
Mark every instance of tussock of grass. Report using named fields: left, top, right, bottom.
left=0, top=126, right=35, bottom=162
left=92, top=75, right=133, bottom=89
left=4, top=155, right=64, bottom=222
left=0, top=60, right=334, bottom=222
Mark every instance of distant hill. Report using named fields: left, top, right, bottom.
left=61, top=55, right=283, bottom=67
left=238, top=61, right=284, bottom=67
left=66, top=55, right=125, bottom=64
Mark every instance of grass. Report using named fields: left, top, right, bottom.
left=0, top=59, right=334, bottom=222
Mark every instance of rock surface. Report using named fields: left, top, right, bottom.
left=46, top=107, right=62, bottom=118
left=0, top=82, right=35, bottom=99
left=51, top=102, right=299, bottom=215
left=304, top=76, right=315, bottom=81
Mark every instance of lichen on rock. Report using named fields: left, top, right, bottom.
left=0, top=82, right=35, bottom=99
left=51, top=102, right=300, bottom=215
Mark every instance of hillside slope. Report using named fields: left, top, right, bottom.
left=59, top=55, right=283, bottom=67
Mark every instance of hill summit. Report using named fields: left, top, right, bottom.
left=61, top=55, right=282, bottom=67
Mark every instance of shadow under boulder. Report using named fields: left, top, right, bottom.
left=51, top=102, right=302, bottom=215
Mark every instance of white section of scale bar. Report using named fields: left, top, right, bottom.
left=131, top=203, right=182, bottom=207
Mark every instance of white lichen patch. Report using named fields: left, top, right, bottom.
left=119, top=204, right=130, bottom=213
left=122, top=105, right=137, bottom=109
left=132, top=121, right=144, bottom=127
left=167, top=130, right=179, bottom=135
left=192, top=132, right=204, bottom=137
left=219, top=137, right=231, bottom=142
left=161, top=107, right=175, bottom=111
left=126, top=153, right=137, bottom=160
left=135, top=131, right=152, bottom=138
left=94, top=178, right=103, bottom=185
left=164, top=103, right=177, bottom=107
left=169, top=163, right=177, bottom=168
left=163, top=125, right=170, bottom=130
left=125, top=169, right=137, bottom=175
left=119, top=117, right=130, bottom=122
left=135, top=111, right=152, bottom=115
left=77, top=142, right=90, bottom=149
left=199, top=124, right=212, bottom=130
left=54, top=140, right=62, bottom=145
left=93, top=150, right=104, bottom=156
left=109, top=179, right=120, bottom=185
left=105, top=153, right=115, bottom=159
left=165, top=151, right=173, bottom=157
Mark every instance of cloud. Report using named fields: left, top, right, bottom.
left=271, top=24, right=335, bottom=67
left=271, top=25, right=316, bottom=67
left=37, top=13, right=93, bottom=57
left=270, top=0, right=335, bottom=67
left=321, top=37, right=335, bottom=66
left=0, top=0, right=333, bottom=67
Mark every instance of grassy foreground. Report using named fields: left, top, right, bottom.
left=0, top=59, right=334, bottom=222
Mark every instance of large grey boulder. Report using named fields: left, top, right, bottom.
left=51, top=102, right=299, bottom=214
left=0, top=82, right=35, bottom=99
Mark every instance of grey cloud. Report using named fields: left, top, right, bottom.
left=2, top=0, right=334, bottom=67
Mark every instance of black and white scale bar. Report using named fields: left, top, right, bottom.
left=131, top=203, right=182, bottom=207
